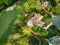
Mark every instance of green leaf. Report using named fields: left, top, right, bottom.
left=52, top=17, right=60, bottom=30
left=0, top=9, right=20, bottom=44
left=16, top=37, right=28, bottom=45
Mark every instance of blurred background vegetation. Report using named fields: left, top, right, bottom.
left=0, top=0, right=60, bottom=45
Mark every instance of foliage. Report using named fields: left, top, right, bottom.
left=3, top=33, right=29, bottom=45
left=22, top=27, right=31, bottom=35
left=15, top=14, right=26, bottom=26
left=45, top=28, right=57, bottom=38
left=0, top=0, right=16, bottom=9
left=16, top=37, right=29, bottom=45
left=0, top=5, right=21, bottom=44
left=48, top=0, right=57, bottom=7
left=3, top=0, right=16, bottom=6
left=55, top=0, right=60, bottom=3
left=32, top=26, right=48, bottom=37
left=0, top=2, right=6, bottom=9
left=44, top=1, right=60, bottom=30
left=12, top=33, right=21, bottom=40
left=44, top=18, right=51, bottom=25
left=0, top=0, right=60, bottom=45
left=23, top=0, right=41, bottom=12
left=14, top=14, right=26, bottom=32
left=52, top=5, right=60, bottom=16
left=3, top=42, right=12, bottom=45
left=49, top=0, right=60, bottom=7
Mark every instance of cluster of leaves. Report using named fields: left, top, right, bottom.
left=15, top=14, right=31, bottom=36
left=23, top=0, right=41, bottom=12
left=55, top=0, right=60, bottom=3
left=53, top=5, right=60, bottom=16
left=14, top=14, right=26, bottom=30
left=0, top=0, right=16, bottom=10
left=32, top=26, right=48, bottom=37
left=3, top=33, right=29, bottom=45
left=3, top=8, right=42, bottom=45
